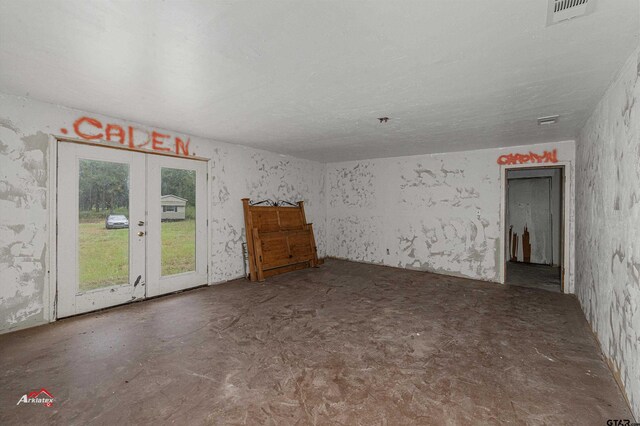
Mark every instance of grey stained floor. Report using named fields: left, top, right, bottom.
left=0, top=259, right=632, bottom=425
left=507, top=261, right=562, bottom=293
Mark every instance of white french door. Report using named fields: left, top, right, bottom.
left=146, top=154, right=207, bottom=297
left=58, top=143, right=146, bottom=315
left=57, top=141, right=208, bottom=318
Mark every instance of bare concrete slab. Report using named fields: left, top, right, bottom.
left=0, top=259, right=632, bottom=424
left=507, top=261, right=562, bottom=293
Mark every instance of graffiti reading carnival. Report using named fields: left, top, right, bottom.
left=497, top=149, right=558, bottom=165
left=60, top=116, right=190, bottom=156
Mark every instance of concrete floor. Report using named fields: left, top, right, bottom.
left=0, top=259, right=632, bottom=424
left=506, top=261, right=562, bottom=293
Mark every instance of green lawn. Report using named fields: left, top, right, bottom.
left=79, top=219, right=196, bottom=291
left=160, top=220, right=196, bottom=276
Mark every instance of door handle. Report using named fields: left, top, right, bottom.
left=137, top=231, right=145, bottom=237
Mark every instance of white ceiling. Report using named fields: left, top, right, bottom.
left=0, top=1, right=638, bottom=162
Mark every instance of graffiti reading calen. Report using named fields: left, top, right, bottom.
left=60, top=116, right=190, bottom=156
left=496, top=149, right=558, bottom=165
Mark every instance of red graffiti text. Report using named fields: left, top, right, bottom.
left=497, top=149, right=558, bottom=165
left=61, top=116, right=190, bottom=156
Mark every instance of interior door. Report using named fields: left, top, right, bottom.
left=507, top=177, right=552, bottom=265
left=146, top=155, right=208, bottom=297
left=57, top=142, right=147, bottom=317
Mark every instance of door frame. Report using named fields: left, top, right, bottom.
left=499, top=162, right=571, bottom=293
left=46, top=135, right=211, bottom=322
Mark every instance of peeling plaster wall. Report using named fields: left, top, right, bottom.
left=0, top=93, right=326, bottom=333
left=0, top=120, right=48, bottom=331
left=326, top=141, right=575, bottom=285
left=209, top=146, right=326, bottom=282
left=576, top=46, right=640, bottom=418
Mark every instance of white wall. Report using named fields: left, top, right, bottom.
left=0, top=93, right=326, bottom=333
left=507, top=168, right=563, bottom=266
left=576, top=45, right=640, bottom=419
left=325, top=140, right=575, bottom=285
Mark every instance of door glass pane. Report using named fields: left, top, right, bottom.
left=160, top=168, right=196, bottom=276
left=78, top=159, right=129, bottom=291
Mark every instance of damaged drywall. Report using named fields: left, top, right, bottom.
left=326, top=141, right=575, bottom=284
left=576, top=46, right=640, bottom=419
left=0, top=93, right=326, bottom=333
left=0, top=116, right=48, bottom=329
left=209, top=146, right=326, bottom=281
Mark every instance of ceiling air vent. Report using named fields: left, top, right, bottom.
left=547, top=0, right=595, bottom=25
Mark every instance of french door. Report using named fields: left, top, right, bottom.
left=57, top=142, right=208, bottom=318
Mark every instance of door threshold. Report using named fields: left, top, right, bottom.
left=57, top=283, right=209, bottom=321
